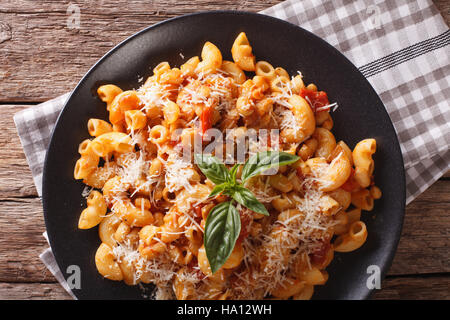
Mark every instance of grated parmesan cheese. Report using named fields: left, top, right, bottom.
left=164, top=152, right=196, bottom=193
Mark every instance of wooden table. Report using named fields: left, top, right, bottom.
left=0, top=0, right=448, bottom=300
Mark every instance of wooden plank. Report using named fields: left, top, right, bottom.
left=1, top=0, right=446, bottom=103
left=373, top=275, right=450, bottom=300
left=0, top=275, right=448, bottom=299
left=0, top=198, right=55, bottom=282
left=0, top=0, right=282, bottom=12
left=389, top=180, right=450, bottom=275
left=0, top=282, right=71, bottom=300
left=0, top=181, right=448, bottom=282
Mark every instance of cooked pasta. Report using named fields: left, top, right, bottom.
left=74, top=33, right=380, bottom=300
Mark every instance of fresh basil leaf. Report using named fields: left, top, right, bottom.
left=228, top=164, right=240, bottom=184
left=209, top=183, right=228, bottom=198
left=194, top=154, right=230, bottom=185
left=241, top=151, right=300, bottom=182
left=232, top=186, right=269, bottom=216
left=204, top=201, right=241, bottom=274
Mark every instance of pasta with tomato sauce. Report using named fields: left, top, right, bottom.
left=74, top=32, right=381, bottom=300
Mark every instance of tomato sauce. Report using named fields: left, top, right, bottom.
left=299, top=88, right=330, bottom=113
left=236, top=209, right=252, bottom=244
left=192, top=203, right=205, bottom=221
left=309, top=240, right=331, bottom=266
left=201, top=105, right=212, bottom=135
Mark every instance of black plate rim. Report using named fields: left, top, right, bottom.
left=42, top=10, right=406, bottom=300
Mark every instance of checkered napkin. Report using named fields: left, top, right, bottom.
left=13, top=0, right=450, bottom=299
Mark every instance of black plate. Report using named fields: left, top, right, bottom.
left=42, top=11, right=405, bottom=300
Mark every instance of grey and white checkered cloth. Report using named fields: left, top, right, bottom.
left=13, top=0, right=450, bottom=298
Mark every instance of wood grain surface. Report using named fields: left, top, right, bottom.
left=0, top=0, right=448, bottom=300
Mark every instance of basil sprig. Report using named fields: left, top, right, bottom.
left=194, top=151, right=299, bottom=273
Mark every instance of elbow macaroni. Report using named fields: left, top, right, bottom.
left=353, top=139, right=376, bottom=188
left=231, top=32, right=256, bottom=71
left=78, top=191, right=107, bottom=229
left=74, top=32, right=381, bottom=300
